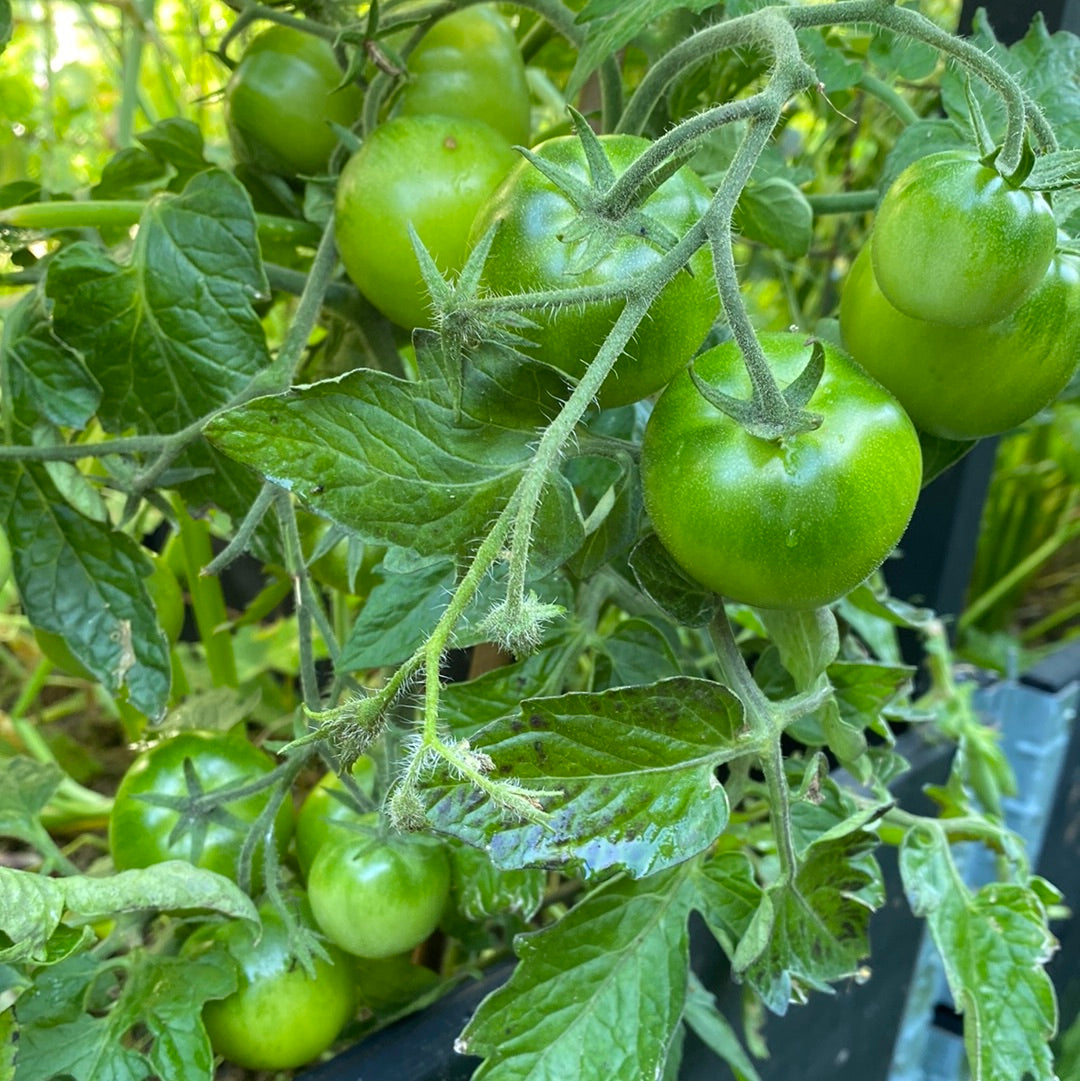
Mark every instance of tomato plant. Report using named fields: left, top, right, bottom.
left=396, top=5, right=531, bottom=147
left=869, top=150, right=1057, bottom=327
left=472, top=133, right=718, bottom=408
left=294, top=756, right=377, bottom=877
left=335, top=114, right=517, bottom=328
left=641, top=333, right=923, bottom=610
left=307, top=820, right=451, bottom=958
left=186, top=896, right=356, bottom=1070
left=2, top=5, right=1073, bottom=1081
left=225, top=24, right=364, bottom=178
left=109, top=730, right=294, bottom=885
left=841, top=245, right=1080, bottom=440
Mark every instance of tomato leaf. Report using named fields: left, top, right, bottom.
left=459, top=866, right=696, bottom=1081
left=44, top=170, right=269, bottom=435
left=900, top=827, right=1058, bottom=1081
left=734, top=828, right=883, bottom=1013
left=447, top=842, right=546, bottom=923
left=592, top=617, right=681, bottom=688
left=682, top=974, right=764, bottom=1081
left=206, top=369, right=584, bottom=570
left=13, top=948, right=236, bottom=1081
left=941, top=11, right=1080, bottom=149
left=0, top=862, right=258, bottom=967
left=422, top=677, right=746, bottom=878
left=568, top=0, right=717, bottom=98
left=0, top=758, right=73, bottom=872
left=0, top=462, right=171, bottom=721
left=734, top=177, right=813, bottom=259
left=0, top=287, right=100, bottom=431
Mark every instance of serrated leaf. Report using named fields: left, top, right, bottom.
left=941, top=11, right=1080, bottom=149
left=207, top=370, right=584, bottom=570
left=136, top=118, right=212, bottom=190
left=1024, top=148, right=1080, bottom=191
left=0, top=462, right=170, bottom=720
left=460, top=866, right=696, bottom=1081
left=13, top=946, right=234, bottom=1081
left=0, top=286, right=101, bottom=431
left=900, top=827, right=1057, bottom=1081
left=694, top=850, right=763, bottom=960
left=737, top=829, right=883, bottom=1013
left=45, top=169, right=270, bottom=435
left=423, top=677, right=747, bottom=877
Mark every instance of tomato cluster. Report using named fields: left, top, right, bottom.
left=840, top=151, right=1079, bottom=441
left=105, top=732, right=460, bottom=1071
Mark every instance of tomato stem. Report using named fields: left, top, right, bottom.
left=0, top=199, right=324, bottom=249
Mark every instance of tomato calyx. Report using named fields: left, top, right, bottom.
left=688, top=337, right=825, bottom=442
left=516, top=111, right=684, bottom=273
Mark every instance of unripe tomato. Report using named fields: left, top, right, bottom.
left=335, top=115, right=517, bottom=328
left=473, top=133, right=718, bottom=408
left=641, top=333, right=922, bottom=610
left=307, top=819, right=451, bottom=959
left=870, top=150, right=1056, bottom=327
left=186, top=896, right=356, bottom=1070
left=109, top=729, right=294, bottom=888
left=397, top=5, right=531, bottom=147
left=294, top=756, right=378, bottom=878
left=225, top=24, right=364, bottom=178
left=840, top=246, right=1080, bottom=440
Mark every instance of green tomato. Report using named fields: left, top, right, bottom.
left=109, top=729, right=294, bottom=887
left=187, top=896, right=356, bottom=1070
left=335, top=114, right=517, bottom=328
left=34, top=550, right=184, bottom=679
left=294, top=757, right=378, bottom=878
left=397, top=4, right=530, bottom=147
left=840, top=245, right=1080, bottom=440
left=870, top=150, right=1057, bottom=327
left=472, top=133, right=718, bottom=408
left=640, top=332, right=923, bottom=610
left=307, top=821, right=451, bottom=959
left=225, top=24, right=364, bottom=178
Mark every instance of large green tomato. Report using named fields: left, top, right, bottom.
left=188, top=896, right=356, bottom=1070
left=335, top=115, right=517, bottom=328
left=225, top=24, right=364, bottom=178
left=840, top=245, right=1080, bottom=440
left=307, top=819, right=451, bottom=959
left=640, top=333, right=923, bottom=610
left=294, top=756, right=378, bottom=878
left=473, top=133, right=718, bottom=408
left=870, top=150, right=1056, bottom=327
left=397, top=5, right=530, bottom=147
left=109, top=729, right=294, bottom=887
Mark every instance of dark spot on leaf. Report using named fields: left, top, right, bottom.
left=444, top=136, right=458, bottom=150
left=527, top=714, right=546, bottom=730
left=509, top=718, right=525, bottom=734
